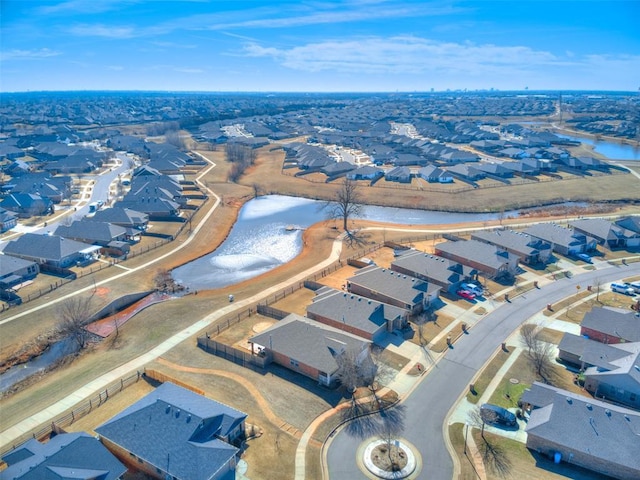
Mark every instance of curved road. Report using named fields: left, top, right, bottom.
left=327, top=261, right=640, bottom=480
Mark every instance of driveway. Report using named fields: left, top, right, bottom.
left=326, top=262, right=640, bottom=480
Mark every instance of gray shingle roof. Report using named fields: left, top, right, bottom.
left=525, top=383, right=640, bottom=474
left=96, top=382, right=246, bottom=480
left=2, top=233, right=95, bottom=262
left=390, top=250, right=477, bottom=288
left=472, top=229, right=551, bottom=258
left=54, top=220, right=128, bottom=244
left=347, top=266, right=439, bottom=306
left=307, top=288, right=406, bottom=336
left=249, top=313, right=370, bottom=375
left=435, top=239, right=520, bottom=272
left=581, top=307, right=640, bottom=343
left=524, top=223, right=591, bottom=249
left=1, top=432, right=126, bottom=480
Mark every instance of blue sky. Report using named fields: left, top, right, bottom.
left=1, top=0, right=639, bottom=92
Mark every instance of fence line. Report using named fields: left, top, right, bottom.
left=0, top=371, right=142, bottom=457
left=197, top=337, right=270, bottom=369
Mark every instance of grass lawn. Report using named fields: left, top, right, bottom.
left=270, top=287, right=316, bottom=316
left=553, top=291, right=637, bottom=323
left=467, top=348, right=513, bottom=403
left=460, top=429, right=608, bottom=480
left=409, top=311, right=456, bottom=348
left=488, top=352, right=584, bottom=409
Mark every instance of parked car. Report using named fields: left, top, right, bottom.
left=611, top=283, right=635, bottom=295
left=630, top=282, right=640, bottom=294
left=456, top=289, right=476, bottom=300
left=480, top=403, right=517, bottom=427
left=576, top=253, right=592, bottom=263
left=461, top=282, right=484, bottom=296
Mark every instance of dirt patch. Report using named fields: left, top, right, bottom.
left=371, top=443, right=409, bottom=472
left=252, top=321, right=276, bottom=333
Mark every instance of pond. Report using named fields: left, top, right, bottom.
left=171, top=195, right=511, bottom=291
left=557, top=133, right=640, bottom=161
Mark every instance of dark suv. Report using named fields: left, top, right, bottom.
left=480, top=403, right=517, bottom=427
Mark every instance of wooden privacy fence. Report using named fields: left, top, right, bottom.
left=0, top=371, right=142, bottom=457
left=197, top=337, right=270, bottom=369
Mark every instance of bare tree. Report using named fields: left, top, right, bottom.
left=593, top=277, right=602, bottom=303
left=252, top=183, right=261, bottom=198
left=153, top=268, right=177, bottom=292
left=529, top=340, right=555, bottom=382
left=377, top=404, right=407, bottom=471
left=519, top=322, right=555, bottom=381
left=413, top=309, right=437, bottom=347
left=324, top=177, right=362, bottom=234
left=57, top=295, right=94, bottom=350
left=336, top=347, right=376, bottom=394
left=519, top=323, right=538, bottom=355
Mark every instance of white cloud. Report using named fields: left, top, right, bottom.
left=1, top=48, right=62, bottom=61
left=35, top=0, right=140, bottom=15
left=68, top=24, right=136, bottom=39
left=242, top=36, right=639, bottom=81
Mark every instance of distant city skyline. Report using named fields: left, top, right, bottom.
left=1, top=0, right=639, bottom=93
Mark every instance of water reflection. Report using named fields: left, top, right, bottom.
left=557, top=133, right=640, bottom=161
left=172, top=195, right=503, bottom=290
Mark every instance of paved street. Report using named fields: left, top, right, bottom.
left=326, top=261, right=640, bottom=480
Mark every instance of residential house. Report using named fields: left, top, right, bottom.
left=321, top=161, right=355, bottom=178
left=9, top=173, right=73, bottom=204
left=346, top=165, right=384, bottom=181
left=446, top=164, right=486, bottom=181
left=615, top=216, right=640, bottom=235
left=306, top=287, right=408, bottom=343
left=0, top=208, right=18, bottom=232
left=580, top=307, right=640, bottom=345
left=1, top=432, right=127, bottom=480
left=96, top=382, right=246, bottom=480
left=435, top=239, right=520, bottom=279
left=114, top=196, right=181, bottom=220
left=474, top=162, right=514, bottom=178
left=417, top=165, right=454, bottom=183
left=2, top=233, right=99, bottom=269
left=391, top=250, right=477, bottom=295
left=393, top=153, right=428, bottom=167
left=0, top=193, right=53, bottom=218
left=384, top=166, right=411, bottom=183
left=85, top=207, right=149, bottom=230
left=570, top=218, right=640, bottom=249
left=54, top=220, right=135, bottom=256
left=346, top=265, right=440, bottom=315
left=471, top=229, right=552, bottom=265
left=249, top=313, right=372, bottom=387
left=522, top=382, right=640, bottom=480
left=524, top=223, right=597, bottom=256
left=0, top=255, right=39, bottom=289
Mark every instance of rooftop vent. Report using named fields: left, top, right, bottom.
left=175, top=409, right=181, bottom=418
left=566, top=397, right=572, bottom=404
left=586, top=403, right=593, bottom=410
left=605, top=409, right=611, bottom=417
left=165, top=405, right=171, bottom=414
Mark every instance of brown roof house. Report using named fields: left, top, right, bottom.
left=249, top=313, right=372, bottom=387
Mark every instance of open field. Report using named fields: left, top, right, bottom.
left=241, top=146, right=640, bottom=212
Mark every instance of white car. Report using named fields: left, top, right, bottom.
left=462, top=283, right=484, bottom=296
left=611, top=283, right=635, bottom=295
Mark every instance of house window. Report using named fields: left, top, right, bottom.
left=290, top=359, right=299, bottom=368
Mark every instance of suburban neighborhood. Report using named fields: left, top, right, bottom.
left=0, top=91, right=639, bottom=480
